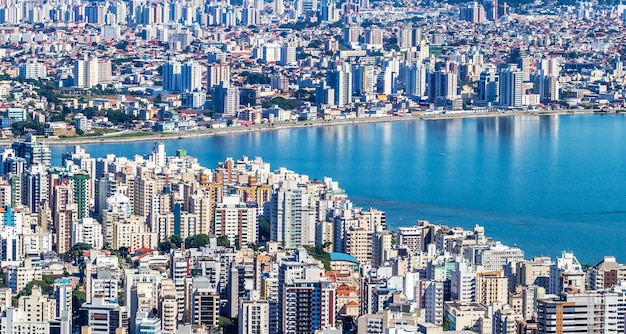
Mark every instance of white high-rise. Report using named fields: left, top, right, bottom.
left=270, top=181, right=316, bottom=249
left=71, top=217, right=103, bottom=250
left=151, top=142, right=166, bottom=168
left=207, top=62, right=230, bottom=88
left=182, top=61, right=203, bottom=92
left=549, top=251, right=585, bottom=295
left=451, top=261, right=477, bottom=302
left=404, top=63, right=427, bottom=97
left=239, top=299, right=269, bottom=334
left=214, top=195, right=258, bottom=247
left=352, top=64, right=375, bottom=95
left=73, top=56, right=100, bottom=88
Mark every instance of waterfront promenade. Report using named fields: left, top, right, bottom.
left=3, top=109, right=599, bottom=146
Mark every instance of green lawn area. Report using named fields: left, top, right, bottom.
left=429, top=46, right=443, bottom=57
left=116, top=131, right=154, bottom=138
left=92, top=128, right=120, bottom=135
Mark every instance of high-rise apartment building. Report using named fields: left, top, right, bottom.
left=239, top=299, right=269, bottom=334
left=73, top=56, right=100, bottom=89
left=11, top=135, right=51, bottom=168
left=207, top=62, right=230, bottom=88
left=278, top=249, right=337, bottom=334
left=214, top=195, right=258, bottom=247
left=587, top=256, right=626, bottom=290
left=213, top=82, right=240, bottom=115
left=327, top=65, right=352, bottom=106
left=499, top=64, right=523, bottom=108
left=270, top=181, right=316, bottom=249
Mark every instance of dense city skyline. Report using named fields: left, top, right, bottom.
left=0, top=0, right=625, bottom=333
left=0, top=138, right=622, bottom=334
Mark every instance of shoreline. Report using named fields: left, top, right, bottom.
left=1, top=109, right=602, bottom=146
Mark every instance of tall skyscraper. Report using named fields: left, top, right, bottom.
left=352, top=64, right=375, bottom=96
left=162, top=60, right=182, bottom=92
left=239, top=298, right=269, bottom=334
left=404, top=63, right=427, bottom=98
left=214, top=196, right=257, bottom=247
left=459, top=2, right=486, bottom=23
left=72, top=172, right=90, bottom=219
left=213, top=82, right=240, bottom=115
left=270, top=181, right=316, bottom=249
left=181, top=61, right=203, bottom=92
left=483, top=0, right=498, bottom=20
left=151, top=142, right=166, bottom=168
left=499, top=64, right=523, bottom=108
left=534, top=69, right=560, bottom=102
left=207, top=62, right=230, bottom=89
left=278, top=249, right=337, bottom=334
left=477, top=65, right=499, bottom=105
left=21, top=164, right=49, bottom=213
left=53, top=278, right=72, bottom=321
left=73, top=55, right=100, bottom=88
left=326, top=65, right=352, bottom=106
left=428, top=66, right=458, bottom=107
left=11, top=134, right=51, bottom=168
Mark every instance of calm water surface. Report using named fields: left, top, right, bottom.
left=51, top=114, right=626, bottom=264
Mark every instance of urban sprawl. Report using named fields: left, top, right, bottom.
left=0, top=139, right=622, bottom=334
left=0, top=0, right=623, bottom=334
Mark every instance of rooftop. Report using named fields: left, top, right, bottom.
left=329, top=252, right=359, bottom=264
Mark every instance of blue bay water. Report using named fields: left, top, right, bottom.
left=50, top=114, right=626, bottom=264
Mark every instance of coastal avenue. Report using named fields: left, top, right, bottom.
left=51, top=113, right=626, bottom=264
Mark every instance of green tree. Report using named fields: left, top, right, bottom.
left=63, top=242, right=92, bottom=263
left=16, top=280, right=54, bottom=300
left=186, top=234, right=210, bottom=248
left=269, top=97, right=299, bottom=110
left=42, top=274, right=54, bottom=285
left=304, top=245, right=331, bottom=270
left=240, top=71, right=271, bottom=85
left=158, top=235, right=183, bottom=253
left=72, top=287, right=86, bottom=318
left=217, top=236, right=231, bottom=248
left=258, top=216, right=270, bottom=242
left=11, top=121, right=45, bottom=136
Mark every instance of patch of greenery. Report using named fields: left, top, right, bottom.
left=279, top=21, right=320, bottom=31
left=63, top=242, right=92, bottom=263
left=13, top=279, right=54, bottom=306
left=217, top=236, right=231, bottom=248
left=304, top=244, right=332, bottom=270
left=338, top=44, right=351, bottom=51
left=429, top=46, right=443, bottom=57
left=240, top=71, right=270, bottom=85
left=158, top=235, right=182, bottom=253
left=186, top=234, right=210, bottom=248
left=11, top=121, right=45, bottom=136
left=265, top=97, right=299, bottom=110
left=258, top=216, right=270, bottom=242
